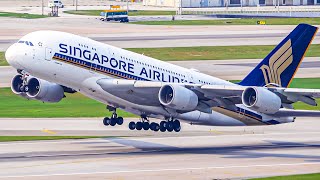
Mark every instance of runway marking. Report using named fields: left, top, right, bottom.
left=0, top=131, right=320, bottom=146
left=41, top=129, right=57, bottom=135
left=0, top=162, right=319, bottom=178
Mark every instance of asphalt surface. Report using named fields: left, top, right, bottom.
left=0, top=117, right=319, bottom=179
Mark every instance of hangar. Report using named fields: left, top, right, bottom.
left=143, top=0, right=320, bottom=7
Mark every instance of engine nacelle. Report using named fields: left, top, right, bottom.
left=11, top=74, right=29, bottom=98
left=242, top=87, right=281, bottom=114
left=26, top=77, right=64, bottom=103
left=158, top=84, right=198, bottom=111
left=11, top=74, right=24, bottom=95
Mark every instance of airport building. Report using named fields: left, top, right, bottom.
left=143, top=0, right=320, bottom=7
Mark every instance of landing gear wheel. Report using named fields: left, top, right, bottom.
left=136, top=122, right=143, bottom=130
left=110, top=118, right=117, bottom=126
left=160, top=121, right=167, bottom=132
left=153, top=123, right=160, bottom=132
left=117, top=117, right=124, bottom=125
left=129, top=121, right=136, bottom=130
left=166, top=121, right=174, bottom=132
left=150, top=122, right=157, bottom=131
left=143, top=122, right=150, bottom=130
left=173, top=120, right=181, bottom=132
left=103, top=117, right=110, bottom=126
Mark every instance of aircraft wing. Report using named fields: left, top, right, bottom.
left=273, top=109, right=320, bottom=117
left=97, top=78, right=320, bottom=113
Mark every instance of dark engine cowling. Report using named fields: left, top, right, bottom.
left=242, top=87, right=281, bottom=114
left=26, top=77, right=64, bottom=103
left=158, top=84, right=198, bottom=111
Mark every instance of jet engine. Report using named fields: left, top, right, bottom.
left=242, top=87, right=281, bottom=114
left=26, top=77, right=65, bottom=103
left=11, top=74, right=25, bottom=95
left=159, top=84, right=198, bottom=111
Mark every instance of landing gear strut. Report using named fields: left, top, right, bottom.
left=102, top=106, right=124, bottom=126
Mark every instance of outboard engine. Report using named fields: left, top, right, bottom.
left=11, top=74, right=29, bottom=98
left=242, top=87, right=281, bottom=114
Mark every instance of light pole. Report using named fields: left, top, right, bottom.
left=41, top=0, right=44, bottom=15
left=76, top=0, right=78, bottom=11
left=127, top=0, right=129, bottom=14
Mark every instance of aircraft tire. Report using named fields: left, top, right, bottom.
left=154, top=123, right=160, bottom=132
left=129, top=121, right=135, bottom=130
left=103, top=117, right=110, bottom=126
left=110, top=118, right=117, bottom=126
left=136, top=122, right=143, bottom=130
left=143, top=122, right=150, bottom=130
left=166, top=121, right=174, bottom=132
left=117, top=117, right=124, bottom=125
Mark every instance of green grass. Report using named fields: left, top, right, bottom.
left=64, top=10, right=175, bottom=16
left=127, top=44, right=320, bottom=61
left=1, top=78, right=320, bottom=117
left=0, top=52, right=6, bottom=66
left=1, top=44, right=319, bottom=66
left=132, top=18, right=320, bottom=25
left=0, top=88, right=136, bottom=118
left=251, top=173, right=320, bottom=180
left=0, top=136, right=104, bottom=142
left=0, top=12, right=47, bottom=19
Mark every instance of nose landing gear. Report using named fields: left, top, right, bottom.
left=102, top=106, right=124, bottom=127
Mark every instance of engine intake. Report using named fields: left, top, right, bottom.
left=11, top=75, right=24, bottom=95
left=242, top=87, right=281, bottom=114
left=26, top=77, right=64, bottom=103
left=159, top=84, right=198, bottom=111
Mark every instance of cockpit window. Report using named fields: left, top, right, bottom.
left=17, top=40, right=34, bottom=46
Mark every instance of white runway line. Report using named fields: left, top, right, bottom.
left=0, top=131, right=320, bottom=146
left=0, top=162, right=319, bottom=178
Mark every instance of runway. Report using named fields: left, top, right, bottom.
left=0, top=117, right=319, bottom=179
left=0, top=16, right=319, bottom=50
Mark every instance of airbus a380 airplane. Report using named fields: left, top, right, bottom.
left=5, top=23, right=320, bottom=132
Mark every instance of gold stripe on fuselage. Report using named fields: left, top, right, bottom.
left=212, top=107, right=266, bottom=126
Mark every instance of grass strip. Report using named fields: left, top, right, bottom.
left=0, top=87, right=136, bottom=118
left=64, top=10, right=176, bottom=16
left=0, top=136, right=105, bottom=142
left=0, top=12, right=47, bottom=19
left=132, top=18, right=320, bottom=25
left=251, top=173, right=320, bottom=180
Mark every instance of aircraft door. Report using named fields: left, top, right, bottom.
left=45, top=47, right=53, bottom=61
left=187, top=72, right=194, bottom=83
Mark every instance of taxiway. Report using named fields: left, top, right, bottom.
left=0, top=117, right=319, bottom=179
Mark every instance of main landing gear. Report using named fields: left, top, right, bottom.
left=102, top=106, right=124, bottom=126
left=129, top=117, right=181, bottom=132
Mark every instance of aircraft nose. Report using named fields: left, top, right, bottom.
left=5, top=44, right=17, bottom=66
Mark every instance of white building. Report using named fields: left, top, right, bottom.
left=143, top=0, right=320, bottom=7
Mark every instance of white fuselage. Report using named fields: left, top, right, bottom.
left=6, top=31, right=293, bottom=126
